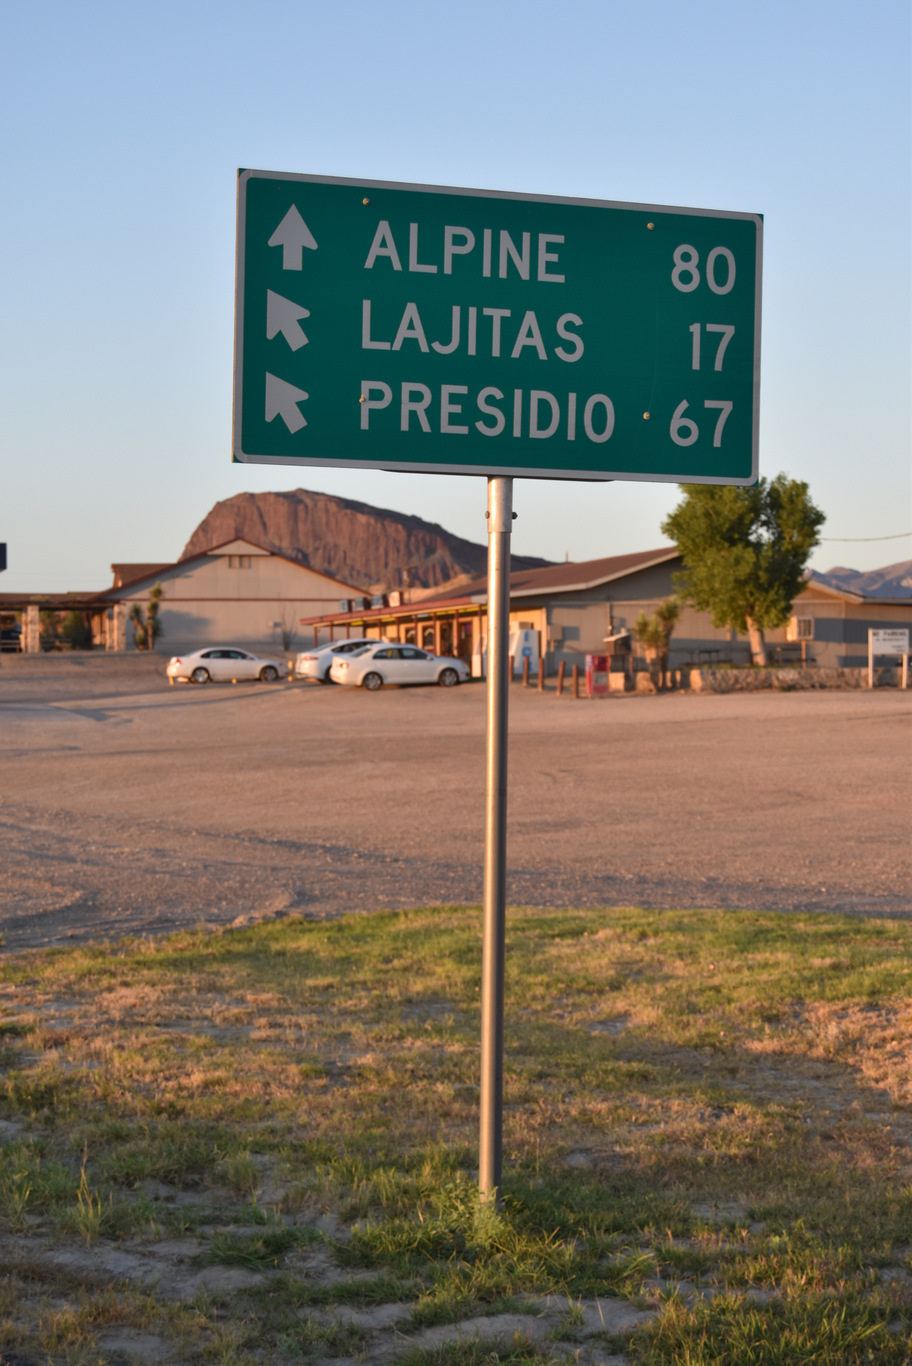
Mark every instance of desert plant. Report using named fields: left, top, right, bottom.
left=634, top=596, right=680, bottom=689
left=128, top=602, right=147, bottom=649
left=279, top=609, right=296, bottom=651
left=39, top=608, right=60, bottom=649
left=60, top=609, right=93, bottom=650
left=129, top=583, right=165, bottom=650
left=145, top=583, right=164, bottom=649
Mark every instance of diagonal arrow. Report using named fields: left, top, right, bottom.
left=265, top=373, right=309, bottom=433
left=267, top=205, right=318, bottom=270
left=266, top=290, right=310, bottom=351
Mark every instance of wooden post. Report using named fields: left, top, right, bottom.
left=509, top=653, right=515, bottom=681
left=572, top=663, right=580, bottom=699
left=557, top=659, right=565, bottom=695
left=537, top=656, right=545, bottom=691
left=522, top=656, right=530, bottom=687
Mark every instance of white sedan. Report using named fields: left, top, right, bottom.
left=329, top=644, right=470, bottom=690
left=167, top=647, right=286, bottom=685
left=295, top=637, right=387, bottom=682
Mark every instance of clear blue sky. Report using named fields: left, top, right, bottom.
left=1, top=0, right=909, bottom=592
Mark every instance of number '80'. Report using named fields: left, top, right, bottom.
left=672, top=245, right=736, bottom=295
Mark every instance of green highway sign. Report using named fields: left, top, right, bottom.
left=234, top=171, right=762, bottom=483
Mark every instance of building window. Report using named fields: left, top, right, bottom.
left=228, top=555, right=251, bottom=569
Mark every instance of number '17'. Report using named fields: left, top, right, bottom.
left=690, top=324, right=735, bottom=371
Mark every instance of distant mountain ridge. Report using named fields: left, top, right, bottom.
left=812, top=559, right=912, bottom=599
left=181, top=489, right=553, bottom=592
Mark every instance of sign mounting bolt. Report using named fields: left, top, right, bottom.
left=643, top=412, right=651, bottom=420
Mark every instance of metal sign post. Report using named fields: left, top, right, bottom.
left=480, top=475, right=513, bottom=1200
left=232, top=168, right=764, bottom=1207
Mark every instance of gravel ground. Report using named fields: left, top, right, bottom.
left=1, top=655, right=909, bottom=953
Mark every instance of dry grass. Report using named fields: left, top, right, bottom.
left=0, top=905, right=910, bottom=1363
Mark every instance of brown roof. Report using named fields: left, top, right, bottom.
left=501, top=546, right=679, bottom=597
left=0, top=592, right=106, bottom=609
left=111, top=563, right=174, bottom=589
left=297, top=547, right=681, bottom=626
left=389, top=547, right=680, bottom=607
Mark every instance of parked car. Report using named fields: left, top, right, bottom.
left=295, top=637, right=387, bottom=682
left=167, top=647, right=286, bottom=685
left=329, top=644, right=470, bottom=690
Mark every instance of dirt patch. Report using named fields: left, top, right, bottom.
left=1, top=684, right=909, bottom=955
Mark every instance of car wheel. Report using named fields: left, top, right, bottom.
left=439, top=668, right=460, bottom=687
left=259, top=665, right=279, bottom=682
left=362, top=672, right=383, bottom=691
left=191, top=667, right=210, bottom=684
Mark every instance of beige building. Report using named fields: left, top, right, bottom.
left=4, top=540, right=910, bottom=668
left=93, top=539, right=363, bottom=654
left=297, top=547, right=912, bottom=674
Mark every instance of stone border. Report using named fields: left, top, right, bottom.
left=689, top=665, right=905, bottom=693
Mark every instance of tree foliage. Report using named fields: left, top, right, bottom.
left=661, top=475, right=824, bottom=664
left=61, top=609, right=93, bottom=649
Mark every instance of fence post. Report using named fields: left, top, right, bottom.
left=557, top=660, right=565, bottom=695
left=572, top=663, right=580, bottom=699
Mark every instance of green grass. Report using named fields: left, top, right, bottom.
left=0, top=905, right=910, bottom=1363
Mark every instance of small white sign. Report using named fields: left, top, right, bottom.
left=869, top=629, right=909, bottom=656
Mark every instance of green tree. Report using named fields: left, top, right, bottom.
left=39, top=608, right=60, bottom=649
left=661, top=475, right=824, bottom=667
left=61, top=609, right=93, bottom=649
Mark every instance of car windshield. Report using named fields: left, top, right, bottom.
left=349, top=646, right=372, bottom=657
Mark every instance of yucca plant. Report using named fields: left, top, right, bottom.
left=634, top=596, right=680, bottom=690
left=129, top=583, right=164, bottom=650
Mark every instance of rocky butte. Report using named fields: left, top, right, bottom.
left=181, top=488, right=552, bottom=593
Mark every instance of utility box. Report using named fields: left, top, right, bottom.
left=586, top=654, right=610, bottom=697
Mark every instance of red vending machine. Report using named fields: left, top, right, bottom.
left=585, top=654, right=609, bottom=697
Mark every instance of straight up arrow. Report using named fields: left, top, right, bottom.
left=265, top=373, right=309, bottom=433
left=267, top=290, right=310, bottom=350
left=268, top=206, right=318, bottom=270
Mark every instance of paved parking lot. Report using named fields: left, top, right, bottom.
left=1, top=657, right=909, bottom=952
